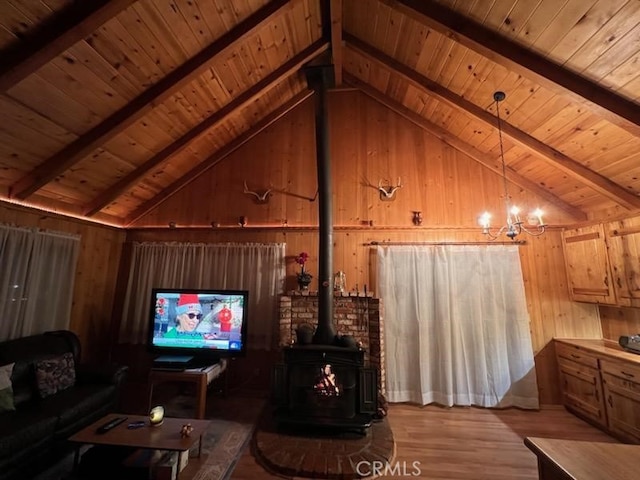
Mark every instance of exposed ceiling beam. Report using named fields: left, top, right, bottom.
left=329, top=0, right=343, bottom=86
left=344, top=73, right=587, bottom=222
left=345, top=33, right=640, bottom=211
left=9, top=0, right=292, bottom=201
left=124, top=90, right=314, bottom=227
left=383, top=0, right=640, bottom=138
left=84, top=39, right=329, bottom=216
left=0, top=0, right=137, bottom=93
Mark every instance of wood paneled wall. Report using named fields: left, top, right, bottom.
left=0, top=202, right=126, bottom=363
left=124, top=90, right=604, bottom=404
left=600, top=306, right=640, bottom=342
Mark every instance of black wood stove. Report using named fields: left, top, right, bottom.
left=271, top=63, right=378, bottom=433
left=272, top=345, right=377, bottom=432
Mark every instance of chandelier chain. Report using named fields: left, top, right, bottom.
left=495, top=95, right=510, bottom=219
left=479, top=91, right=546, bottom=240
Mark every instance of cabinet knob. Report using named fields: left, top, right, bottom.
left=608, top=395, right=613, bottom=407
left=621, top=371, right=635, bottom=378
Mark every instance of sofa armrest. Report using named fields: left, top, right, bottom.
left=76, top=364, right=129, bottom=387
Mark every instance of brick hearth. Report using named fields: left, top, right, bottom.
left=253, top=410, right=395, bottom=479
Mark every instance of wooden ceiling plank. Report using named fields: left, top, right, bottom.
left=330, top=0, right=343, bottom=85
left=382, top=0, right=640, bottom=137
left=344, top=72, right=586, bottom=221
left=565, top=0, right=640, bottom=72
left=123, top=89, right=314, bottom=227
left=547, top=0, right=626, bottom=65
left=345, top=33, right=640, bottom=211
left=586, top=23, right=640, bottom=82
left=510, top=0, right=597, bottom=60
left=494, top=0, right=539, bottom=40
left=439, top=43, right=473, bottom=92
left=9, top=0, right=292, bottom=201
left=382, top=2, right=407, bottom=59
left=0, top=0, right=137, bottom=93
left=515, top=0, right=565, bottom=48
left=84, top=39, right=329, bottom=216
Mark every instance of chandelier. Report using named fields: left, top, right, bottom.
left=479, top=91, right=546, bottom=241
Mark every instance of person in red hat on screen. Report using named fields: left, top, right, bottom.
left=164, top=293, right=203, bottom=338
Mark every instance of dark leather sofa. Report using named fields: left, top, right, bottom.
left=0, top=330, right=128, bottom=480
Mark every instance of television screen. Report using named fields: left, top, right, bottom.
left=147, top=288, right=249, bottom=361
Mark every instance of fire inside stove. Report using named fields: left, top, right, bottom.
left=313, top=364, right=341, bottom=397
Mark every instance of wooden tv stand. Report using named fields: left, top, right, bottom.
left=148, top=360, right=227, bottom=419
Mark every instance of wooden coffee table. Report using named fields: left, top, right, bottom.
left=69, top=413, right=211, bottom=478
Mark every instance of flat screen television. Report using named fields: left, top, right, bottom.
left=147, top=287, right=249, bottom=364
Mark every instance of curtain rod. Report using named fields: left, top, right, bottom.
left=364, top=240, right=526, bottom=246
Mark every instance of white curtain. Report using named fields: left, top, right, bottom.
left=377, top=244, right=539, bottom=409
left=118, top=242, right=286, bottom=350
left=0, top=224, right=80, bottom=341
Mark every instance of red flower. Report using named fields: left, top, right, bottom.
left=295, top=252, right=309, bottom=266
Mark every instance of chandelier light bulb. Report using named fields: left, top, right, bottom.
left=533, top=208, right=545, bottom=226
left=479, top=212, right=491, bottom=229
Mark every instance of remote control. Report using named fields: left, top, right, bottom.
left=96, top=416, right=127, bottom=434
left=127, top=421, right=146, bottom=429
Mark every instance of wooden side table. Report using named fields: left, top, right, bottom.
left=148, top=360, right=227, bottom=419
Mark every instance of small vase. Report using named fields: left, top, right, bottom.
left=297, top=269, right=312, bottom=291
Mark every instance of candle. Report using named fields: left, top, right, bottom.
left=531, top=208, right=543, bottom=226
left=510, top=205, right=521, bottom=223
left=479, top=212, right=491, bottom=229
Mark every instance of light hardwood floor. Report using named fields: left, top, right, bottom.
left=230, top=403, right=618, bottom=480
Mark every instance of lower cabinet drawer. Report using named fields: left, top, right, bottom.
left=556, top=343, right=600, bottom=369
left=601, top=358, right=640, bottom=383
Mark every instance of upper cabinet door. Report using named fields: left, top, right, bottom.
left=605, top=218, right=640, bottom=308
left=562, top=224, right=617, bottom=304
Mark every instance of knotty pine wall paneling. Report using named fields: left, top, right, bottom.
left=127, top=90, right=603, bottom=404
left=0, top=202, right=125, bottom=363
left=599, top=306, right=640, bottom=342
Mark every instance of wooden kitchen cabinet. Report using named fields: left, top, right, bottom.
left=561, top=224, right=616, bottom=304
left=555, top=338, right=640, bottom=444
left=555, top=342, right=607, bottom=428
left=605, top=218, right=640, bottom=308
left=600, top=358, right=640, bottom=443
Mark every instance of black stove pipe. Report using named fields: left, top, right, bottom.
left=305, top=64, right=337, bottom=346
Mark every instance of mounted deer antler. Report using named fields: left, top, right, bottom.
left=378, top=177, right=402, bottom=200
left=243, top=181, right=271, bottom=204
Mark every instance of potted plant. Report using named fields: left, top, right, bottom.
left=295, top=252, right=312, bottom=290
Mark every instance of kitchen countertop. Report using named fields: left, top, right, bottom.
left=554, top=337, right=640, bottom=364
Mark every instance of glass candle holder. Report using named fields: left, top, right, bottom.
left=149, top=405, right=165, bottom=426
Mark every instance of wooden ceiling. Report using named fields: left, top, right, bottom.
left=1, top=0, right=639, bottom=227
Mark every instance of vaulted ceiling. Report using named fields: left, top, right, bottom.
left=1, top=0, right=639, bottom=227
